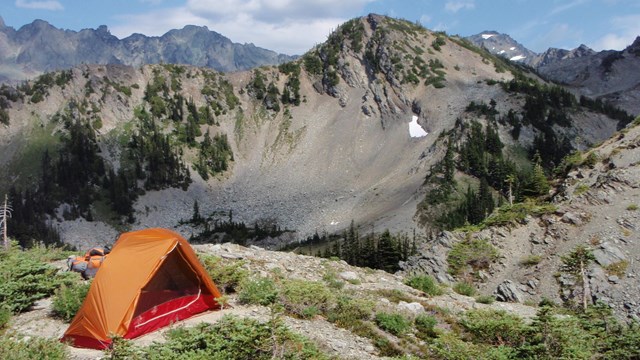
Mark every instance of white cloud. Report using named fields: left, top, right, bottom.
left=419, top=14, right=432, bottom=25
left=111, top=0, right=376, bottom=54
left=549, top=0, right=587, bottom=16
left=444, top=1, right=475, bottom=13
left=15, top=0, right=63, bottom=10
left=593, top=14, right=640, bottom=50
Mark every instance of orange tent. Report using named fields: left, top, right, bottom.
left=61, top=228, right=222, bottom=349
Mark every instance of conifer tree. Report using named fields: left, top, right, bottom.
left=560, top=245, right=595, bottom=310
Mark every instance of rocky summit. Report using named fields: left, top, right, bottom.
left=0, top=17, right=294, bottom=83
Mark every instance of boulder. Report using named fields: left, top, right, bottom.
left=561, top=212, right=582, bottom=225
left=494, top=280, right=525, bottom=303
left=339, top=271, right=360, bottom=282
left=397, top=301, right=425, bottom=315
left=593, top=242, right=626, bottom=267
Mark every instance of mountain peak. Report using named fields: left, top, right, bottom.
left=627, top=36, right=640, bottom=53
left=466, top=31, right=537, bottom=65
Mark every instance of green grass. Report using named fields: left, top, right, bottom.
left=475, top=295, right=495, bottom=304
left=279, top=279, right=334, bottom=319
left=447, top=238, right=499, bottom=276
left=520, top=255, right=542, bottom=267
left=237, top=277, right=278, bottom=306
left=574, top=183, right=590, bottom=196
left=327, top=295, right=374, bottom=328
left=453, top=282, right=476, bottom=296
left=482, top=201, right=558, bottom=229
left=52, top=281, right=92, bottom=322
left=199, top=255, right=248, bottom=295
left=375, top=312, right=411, bottom=336
left=109, top=315, right=329, bottom=359
left=0, top=242, right=76, bottom=313
left=405, top=275, right=443, bottom=296
left=0, top=332, right=68, bottom=359
left=604, top=260, right=628, bottom=278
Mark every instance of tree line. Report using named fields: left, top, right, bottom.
left=285, top=221, right=418, bottom=273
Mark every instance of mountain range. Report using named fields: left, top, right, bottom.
left=2, top=17, right=639, bottom=116
left=466, top=31, right=640, bottom=115
left=0, top=16, right=294, bottom=83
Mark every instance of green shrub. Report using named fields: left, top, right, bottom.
left=461, top=309, right=527, bottom=347
left=0, top=332, right=67, bottom=359
left=415, top=314, right=438, bottom=338
left=574, top=183, right=590, bottom=195
left=405, top=275, right=443, bottom=296
left=483, top=201, right=557, bottom=228
left=279, top=279, right=334, bottom=319
left=583, top=152, right=600, bottom=168
left=0, top=306, right=10, bottom=332
left=627, top=204, right=638, bottom=211
left=453, top=282, right=476, bottom=296
left=327, top=295, right=374, bottom=328
left=238, top=277, right=278, bottom=306
left=430, top=332, right=501, bottom=359
left=447, top=238, right=499, bottom=276
left=52, top=281, right=91, bottom=322
left=0, top=246, right=75, bottom=313
left=604, top=260, right=628, bottom=278
left=143, top=315, right=328, bottom=359
left=322, top=270, right=345, bottom=289
left=199, top=255, right=248, bottom=294
left=107, top=336, right=143, bottom=359
left=376, top=289, right=415, bottom=303
left=475, top=295, right=495, bottom=304
left=520, top=308, right=597, bottom=359
left=375, top=312, right=411, bottom=336
left=520, top=255, right=542, bottom=267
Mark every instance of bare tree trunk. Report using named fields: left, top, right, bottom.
left=3, top=194, right=7, bottom=251
left=580, top=259, right=591, bottom=311
left=508, top=183, right=513, bottom=206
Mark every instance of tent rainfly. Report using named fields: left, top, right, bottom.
left=61, top=228, right=222, bottom=349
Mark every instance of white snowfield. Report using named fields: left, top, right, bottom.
left=481, top=34, right=495, bottom=39
left=409, top=115, right=428, bottom=138
left=510, top=55, right=526, bottom=61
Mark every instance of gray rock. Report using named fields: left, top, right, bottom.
left=435, top=272, right=454, bottom=284
left=397, top=301, right=425, bottom=314
left=608, top=275, right=620, bottom=284
left=593, top=242, right=627, bottom=266
left=339, top=271, right=359, bottom=282
left=562, top=212, right=582, bottom=225
left=477, top=270, right=489, bottom=282
left=494, top=280, right=525, bottom=303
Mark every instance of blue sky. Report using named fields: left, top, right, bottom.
left=2, top=0, right=639, bottom=55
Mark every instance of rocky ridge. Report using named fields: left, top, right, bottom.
left=400, top=120, right=640, bottom=321
left=467, top=32, right=640, bottom=116
left=0, top=17, right=295, bottom=83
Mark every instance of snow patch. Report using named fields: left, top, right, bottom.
left=498, top=50, right=506, bottom=54
left=409, top=115, right=428, bottom=138
left=330, top=220, right=339, bottom=226
left=481, top=34, right=495, bottom=39
left=509, top=47, right=516, bottom=51
left=510, top=55, right=526, bottom=61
